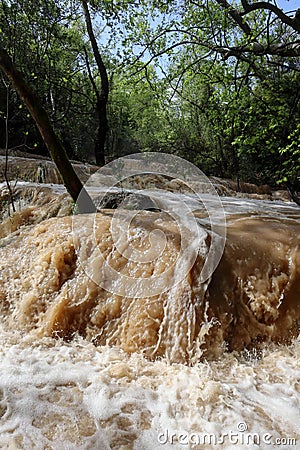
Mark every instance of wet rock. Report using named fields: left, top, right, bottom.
left=96, top=191, right=160, bottom=211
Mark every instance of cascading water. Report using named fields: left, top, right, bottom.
left=0, top=153, right=299, bottom=449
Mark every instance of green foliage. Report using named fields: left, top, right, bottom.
left=1, top=0, right=299, bottom=193
left=0, top=0, right=103, bottom=160
left=103, top=0, right=300, bottom=186
left=278, top=125, right=300, bottom=187
left=106, top=71, right=174, bottom=157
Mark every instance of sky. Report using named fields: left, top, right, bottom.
left=276, top=0, right=299, bottom=12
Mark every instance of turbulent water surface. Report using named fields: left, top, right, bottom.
left=0, top=172, right=299, bottom=449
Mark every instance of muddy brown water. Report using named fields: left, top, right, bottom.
left=0, top=179, right=299, bottom=449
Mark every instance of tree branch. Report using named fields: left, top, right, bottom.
left=215, top=0, right=251, bottom=35
left=81, top=0, right=109, bottom=101
left=224, top=41, right=300, bottom=58
left=240, top=0, right=300, bottom=33
left=83, top=45, right=100, bottom=103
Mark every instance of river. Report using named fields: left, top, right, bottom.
left=0, top=155, right=299, bottom=449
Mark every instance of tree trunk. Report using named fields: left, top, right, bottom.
left=82, top=0, right=109, bottom=166
left=0, top=46, right=96, bottom=213
left=95, top=98, right=108, bottom=165
left=287, top=181, right=300, bottom=206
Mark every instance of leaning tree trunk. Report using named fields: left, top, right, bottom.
left=287, top=181, right=300, bottom=206
left=0, top=46, right=96, bottom=213
left=82, top=0, right=109, bottom=166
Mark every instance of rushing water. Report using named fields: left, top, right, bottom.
left=0, top=173, right=299, bottom=449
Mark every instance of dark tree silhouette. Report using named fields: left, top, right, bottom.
left=82, top=0, right=109, bottom=166
left=0, top=45, right=96, bottom=213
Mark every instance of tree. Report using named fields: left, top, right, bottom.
left=215, top=0, right=300, bottom=58
left=120, top=0, right=300, bottom=71
left=0, top=46, right=96, bottom=213
left=109, top=0, right=300, bottom=192
left=0, top=0, right=106, bottom=161
left=1, top=0, right=299, bottom=199
left=81, top=0, right=109, bottom=165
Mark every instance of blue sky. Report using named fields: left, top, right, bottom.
left=276, top=0, right=299, bottom=12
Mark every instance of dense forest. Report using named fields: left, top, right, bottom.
left=0, top=0, right=299, bottom=195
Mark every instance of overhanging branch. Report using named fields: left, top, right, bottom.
left=240, top=0, right=300, bottom=33
left=224, top=41, right=300, bottom=58
left=215, top=0, right=251, bottom=35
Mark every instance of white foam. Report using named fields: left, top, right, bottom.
left=0, top=330, right=299, bottom=449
